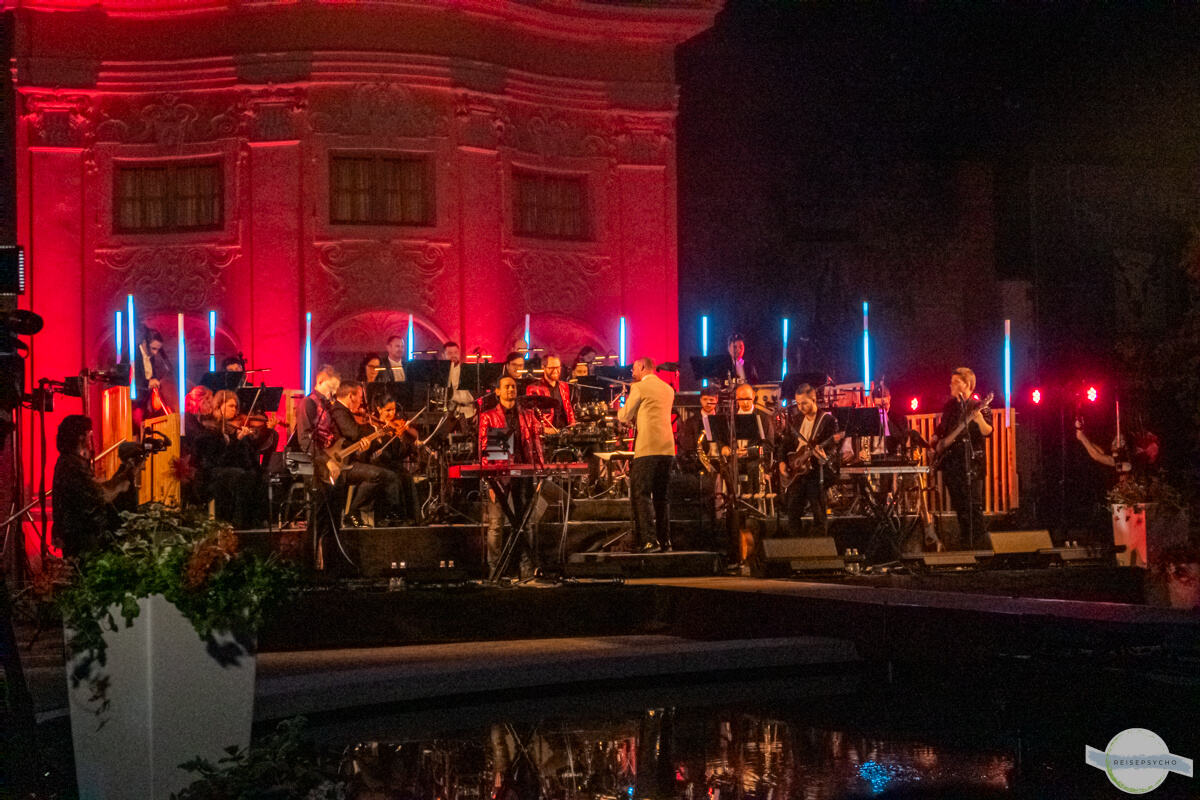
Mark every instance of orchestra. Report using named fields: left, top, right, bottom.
left=104, top=322, right=1005, bottom=578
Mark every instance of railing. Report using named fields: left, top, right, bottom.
left=905, top=409, right=1018, bottom=515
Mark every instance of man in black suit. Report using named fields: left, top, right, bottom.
left=330, top=380, right=402, bottom=527
left=727, top=333, right=759, bottom=384
left=778, top=383, right=839, bottom=537
left=377, top=335, right=407, bottom=382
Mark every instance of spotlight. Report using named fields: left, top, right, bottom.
left=909, top=397, right=919, bottom=412
left=1086, top=386, right=1098, bottom=402
left=1031, top=388, right=1042, bottom=405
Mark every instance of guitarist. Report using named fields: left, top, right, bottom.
left=331, top=381, right=402, bottom=528
left=779, top=384, right=839, bottom=538
left=932, top=367, right=992, bottom=550
left=296, top=365, right=349, bottom=573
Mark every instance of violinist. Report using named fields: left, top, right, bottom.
left=369, top=397, right=422, bottom=525
left=194, top=390, right=265, bottom=529
left=331, top=381, right=403, bottom=528
left=183, top=385, right=214, bottom=438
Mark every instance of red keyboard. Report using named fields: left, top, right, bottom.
left=449, top=462, right=590, bottom=478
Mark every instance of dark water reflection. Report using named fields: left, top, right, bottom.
left=328, top=690, right=1028, bottom=799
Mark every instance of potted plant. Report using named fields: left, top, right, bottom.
left=1108, top=477, right=1187, bottom=568
left=57, top=504, right=299, bottom=800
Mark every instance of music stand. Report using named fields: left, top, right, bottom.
left=404, top=359, right=451, bottom=387
left=845, top=407, right=883, bottom=438
left=734, top=413, right=766, bottom=443
left=689, top=354, right=734, bottom=384
left=366, top=382, right=418, bottom=413
left=469, top=362, right=506, bottom=395
left=594, top=365, right=633, bottom=383
left=200, top=370, right=244, bottom=392
left=235, top=386, right=284, bottom=415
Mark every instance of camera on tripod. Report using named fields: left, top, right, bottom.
left=116, top=430, right=171, bottom=468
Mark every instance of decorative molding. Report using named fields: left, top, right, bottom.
left=95, top=94, right=244, bottom=149
left=96, top=246, right=239, bottom=313
left=316, top=239, right=448, bottom=313
left=502, top=109, right=611, bottom=160
left=241, top=87, right=308, bottom=142
left=310, top=83, right=446, bottom=139
left=503, top=249, right=611, bottom=315
left=22, top=93, right=94, bottom=148
left=610, top=114, right=674, bottom=166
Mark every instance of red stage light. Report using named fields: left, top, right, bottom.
left=1086, top=386, right=1098, bottom=402
left=910, top=397, right=919, bottom=411
left=1031, top=389, right=1042, bottom=405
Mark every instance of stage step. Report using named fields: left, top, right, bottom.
left=567, top=550, right=725, bottom=579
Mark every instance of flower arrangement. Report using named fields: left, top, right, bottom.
left=57, top=504, right=300, bottom=693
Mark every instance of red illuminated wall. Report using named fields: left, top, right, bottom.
left=7, top=0, right=720, bottom=491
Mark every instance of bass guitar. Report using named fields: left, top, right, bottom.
left=780, top=430, right=842, bottom=490
left=324, top=407, right=425, bottom=483
left=929, top=392, right=993, bottom=472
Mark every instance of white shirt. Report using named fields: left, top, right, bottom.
left=387, top=358, right=406, bottom=381
left=735, top=359, right=746, bottom=381
left=447, top=361, right=461, bottom=392
left=618, top=373, right=675, bottom=458
left=139, top=343, right=154, bottom=380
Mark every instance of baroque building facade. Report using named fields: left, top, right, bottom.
left=6, top=0, right=719, bottom=482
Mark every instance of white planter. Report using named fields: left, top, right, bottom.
left=1111, top=504, right=1190, bottom=568
left=66, top=594, right=256, bottom=800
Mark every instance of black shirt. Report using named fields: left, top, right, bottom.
left=52, top=453, right=112, bottom=559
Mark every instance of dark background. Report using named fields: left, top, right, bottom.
left=676, top=1, right=1200, bottom=528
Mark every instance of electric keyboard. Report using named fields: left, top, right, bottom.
left=840, top=464, right=929, bottom=476
left=448, top=462, right=590, bottom=479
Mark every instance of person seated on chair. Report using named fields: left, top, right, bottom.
left=194, top=390, right=264, bottom=529
left=367, top=396, right=422, bottom=525
left=330, top=380, right=402, bottom=528
left=51, top=414, right=135, bottom=560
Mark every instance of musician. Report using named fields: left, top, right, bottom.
left=133, top=328, right=171, bottom=415
left=331, top=381, right=402, bottom=528
left=618, top=357, right=676, bottom=552
left=727, top=333, right=758, bottom=384
left=296, top=365, right=347, bottom=571
left=526, top=354, right=575, bottom=432
left=869, top=385, right=909, bottom=457
left=573, top=346, right=598, bottom=378
left=478, top=375, right=545, bottom=577
left=502, top=351, right=527, bottom=389
left=183, top=385, right=214, bottom=438
left=370, top=397, right=422, bottom=525
left=443, top=341, right=463, bottom=393
left=441, top=341, right=476, bottom=421
left=357, top=354, right=382, bottom=383
left=51, top=415, right=133, bottom=559
left=779, top=383, right=838, bottom=538
left=377, top=336, right=407, bottom=382
left=194, top=390, right=264, bottom=529
left=932, top=367, right=992, bottom=550
left=221, top=355, right=245, bottom=372
left=677, top=385, right=722, bottom=473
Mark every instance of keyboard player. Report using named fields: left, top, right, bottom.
left=478, top=375, right=545, bottom=578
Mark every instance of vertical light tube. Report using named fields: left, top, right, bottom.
left=177, top=313, right=186, bottom=419
left=407, top=313, right=414, bottom=361
left=862, top=301, right=870, bottom=396
left=524, top=313, right=531, bottom=355
left=304, top=312, right=313, bottom=395
left=208, top=310, right=217, bottom=372
left=127, top=295, right=137, bottom=400
left=115, top=311, right=123, bottom=362
left=1004, top=319, right=1012, bottom=428
left=782, top=318, right=789, bottom=380
left=619, top=317, right=627, bottom=367
left=701, top=315, right=708, bottom=387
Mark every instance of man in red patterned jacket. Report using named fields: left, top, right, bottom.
left=478, top=375, right=545, bottom=577
left=525, top=354, right=575, bottom=432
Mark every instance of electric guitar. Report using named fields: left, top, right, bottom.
left=930, top=392, right=993, bottom=472
left=780, top=428, right=843, bottom=490
left=324, top=408, right=424, bottom=483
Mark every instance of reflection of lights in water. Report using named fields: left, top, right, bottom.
left=858, top=761, right=901, bottom=794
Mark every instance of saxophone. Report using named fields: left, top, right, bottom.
left=697, top=432, right=714, bottom=473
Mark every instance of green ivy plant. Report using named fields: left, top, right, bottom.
left=57, top=504, right=300, bottom=697
left=173, top=717, right=347, bottom=800
left=1107, top=476, right=1185, bottom=517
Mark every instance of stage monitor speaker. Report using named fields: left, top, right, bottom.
left=988, top=529, right=1053, bottom=554
left=901, top=551, right=981, bottom=570
left=759, top=536, right=844, bottom=575
left=563, top=560, right=625, bottom=581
